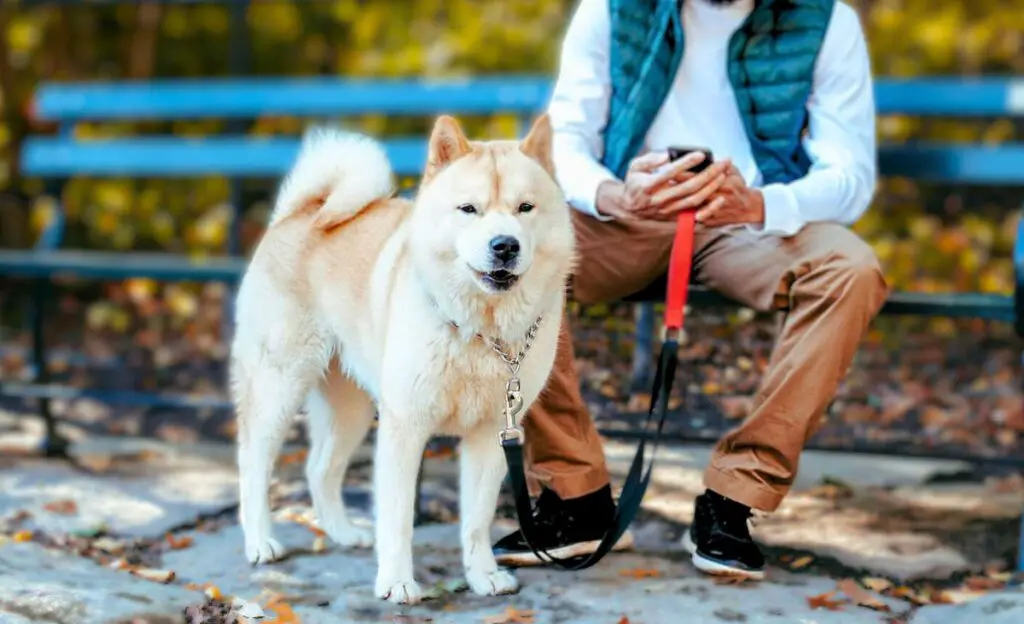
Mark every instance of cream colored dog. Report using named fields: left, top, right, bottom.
left=230, top=115, right=574, bottom=604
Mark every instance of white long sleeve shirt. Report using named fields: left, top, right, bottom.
left=548, top=0, right=877, bottom=237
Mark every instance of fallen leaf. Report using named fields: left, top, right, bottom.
left=963, top=576, right=1005, bottom=591
left=92, top=537, right=125, bottom=555
left=42, top=500, right=78, bottom=515
left=13, top=530, right=32, bottom=543
left=165, top=533, right=194, bottom=550
left=617, top=618, right=630, bottom=624
left=482, top=607, right=536, bottom=624
left=131, top=567, right=176, bottom=583
left=618, top=567, right=661, bottom=580
left=861, top=577, right=892, bottom=593
left=807, top=591, right=847, bottom=611
left=837, top=579, right=890, bottom=612
left=935, top=589, right=986, bottom=605
left=277, top=449, right=309, bottom=467
left=312, top=536, right=327, bottom=553
left=204, top=585, right=223, bottom=600
left=264, top=596, right=301, bottom=623
left=790, top=555, right=814, bottom=569
left=712, top=575, right=752, bottom=586
left=423, top=446, right=456, bottom=459
left=889, top=586, right=932, bottom=605
left=281, top=511, right=326, bottom=538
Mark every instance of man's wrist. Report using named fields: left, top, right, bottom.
left=594, top=180, right=625, bottom=220
left=749, top=188, right=765, bottom=225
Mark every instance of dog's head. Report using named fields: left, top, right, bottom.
left=410, top=115, right=574, bottom=309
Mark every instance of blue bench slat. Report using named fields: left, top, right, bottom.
left=22, top=137, right=426, bottom=177
left=32, top=77, right=553, bottom=121
left=874, top=78, right=1024, bottom=116
left=879, top=144, right=1024, bottom=184
left=32, top=78, right=1024, bottom=121
left=23, top=136, right=1024, bottom=184
left=0, top=250, right=246, bottom=281
left=627, top=283, right=1014, bottom=322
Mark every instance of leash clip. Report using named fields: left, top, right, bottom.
left=500, top=377, right=525, bottom=446
left=661, top=325, right=686, bottom=346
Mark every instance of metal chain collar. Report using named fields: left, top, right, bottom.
left=442, top=311, right=543, bottom=444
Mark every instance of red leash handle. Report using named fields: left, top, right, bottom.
left=663, top=210, right=696, bottom=337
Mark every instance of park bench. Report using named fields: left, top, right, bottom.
left=1, top=76, right=1023, bottom=569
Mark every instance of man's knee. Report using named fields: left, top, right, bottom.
left=821, top=238, right=889, bottom=314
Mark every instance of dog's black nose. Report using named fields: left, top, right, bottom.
left=489, top=235, right=520, bottom=264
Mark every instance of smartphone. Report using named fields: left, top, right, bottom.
left=668, top=146, right=714, bottom=174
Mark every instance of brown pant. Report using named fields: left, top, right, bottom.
left=524, top=213, right=888, bottom=511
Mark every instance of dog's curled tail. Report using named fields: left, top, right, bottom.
left=270, top=127, right=394, bottom=229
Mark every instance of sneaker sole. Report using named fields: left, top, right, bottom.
left=680, top=532, right=765, bottom=581
left=494, top=531, right=635, bottom=567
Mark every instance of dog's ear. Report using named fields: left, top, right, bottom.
left=424, top=115, right=471, bottom=181
left=519, top=114, right=555, bottom=176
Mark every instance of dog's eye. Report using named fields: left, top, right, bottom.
left=518, top=202, right=535, bottom=214
left=456, top=204, right=477, bottom=215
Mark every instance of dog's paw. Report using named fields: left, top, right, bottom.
left=375, top=579, right=424, bottom=605
left=466, top=568, right=519, bottom=597
left=325, top=521, right=374, bottom=549
left=245, top=535, right=285, bottom=565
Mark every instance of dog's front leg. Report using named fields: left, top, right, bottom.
left=373, top=411, right=430, bottom=605
left=460, top=425, right=519, bottom=596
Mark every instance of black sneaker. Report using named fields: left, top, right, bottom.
left=681, top=490, right=766, bottom=580
left=493, top=485, right=634, bottom=567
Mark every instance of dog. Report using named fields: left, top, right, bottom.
left=230, top=114, right=574, bottom=604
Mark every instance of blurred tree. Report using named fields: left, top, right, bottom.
left=0, top=0, right=1021, bottom=296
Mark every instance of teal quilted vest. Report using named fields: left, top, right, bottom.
left=601, top=0, right=834, bottom=184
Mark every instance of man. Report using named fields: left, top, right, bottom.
left=492, top=0, right=887, bottom=579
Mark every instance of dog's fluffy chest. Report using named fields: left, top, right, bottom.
left=423, top=334, right=522, bottom=436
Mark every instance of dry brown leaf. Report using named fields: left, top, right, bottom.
left=92, top=537, right=125, bottom=555
left=790, top=555, right=814, bottom=569
left=264, top=597, right=301, bottom=624
left=43, top=499, right=78, bottom=515
left=837, top=579, right=890, bottom=612
left=712, top=575, right=752, bottom=586
left=935, top=589, right=986, bottom=605
left=131, top=567, right=176, bottom=583
left=277, top=449, right=309, bottom=467
left=482, top=607, right=536, bottom=624
left=618, top=567, right=661, bottom=580
left=889, top=586, right=932, bottom=605
left=165, top=533, right=194, bottom=550
left=423, top=446, right=456, bottom=459
left=861, top=577, right=892, bottom=593
left=312, top=536, right=327, bottom=553
left=282, top=511, right=327, bottom=538
left=807, top=591, right=848, bottom=611
left=963, top=576, right=1005, bottom=591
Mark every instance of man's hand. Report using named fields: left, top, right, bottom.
left=696, top=164, right=765, bottom=227
left=595, top=151, right=730, bottom=221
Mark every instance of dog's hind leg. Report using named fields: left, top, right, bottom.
left=460, top=424, right=519, bottom=596
left=306, top=368, right=375, bottom=549
left=236, top=362, right=310, bottom=565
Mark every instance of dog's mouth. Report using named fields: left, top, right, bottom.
left=476, top=269, right=520, bottom=291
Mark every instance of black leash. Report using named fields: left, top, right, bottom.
left=500, top=337, right=679, bottom=570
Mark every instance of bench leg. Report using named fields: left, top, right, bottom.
left=630, top=303, right=656, bottom=393
left=1018, top=509, right=1024, bottom=573
left=30, top=279, right=68, bottom=458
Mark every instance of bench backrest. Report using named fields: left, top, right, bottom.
left=22, top=77, right=1024, bottom=183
